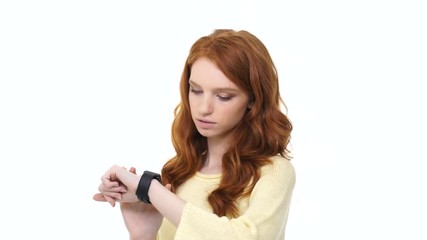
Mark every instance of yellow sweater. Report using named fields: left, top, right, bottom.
left=157, top=155, right=296, bottom=240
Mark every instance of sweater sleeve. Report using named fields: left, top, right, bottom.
left=173, top=157, right=296, bottom=240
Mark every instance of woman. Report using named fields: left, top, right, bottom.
left=93, top=29, right=296, bottom=240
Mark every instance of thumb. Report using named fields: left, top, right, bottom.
left=165, top=184, right=172, bottom=191
left=93, top=193, right=107, bottom=202
left=129, top=167, right=137, bottom=174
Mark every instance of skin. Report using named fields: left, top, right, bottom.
left=94, top=166, right=174, bottom=240
left=189, top=57, right=251, bottom=174
left=93, top=57, right=252, bottom=240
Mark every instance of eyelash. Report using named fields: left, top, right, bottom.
left=218, top=95, right=232, bottom=101
left=190, top=87, right=233, bottom=101
left=190, top=88, right=202, bottom=95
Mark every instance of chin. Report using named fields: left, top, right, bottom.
left=196, top=128, right=216, bottom=138
left=197, top=130, right=212, bottom=137
left=197, top=129, right=230, bottom=140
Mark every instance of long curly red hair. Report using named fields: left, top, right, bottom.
left=161, top=29, right=292, bottom=217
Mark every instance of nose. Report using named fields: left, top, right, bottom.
left=199, top=95, right=213, bottom=116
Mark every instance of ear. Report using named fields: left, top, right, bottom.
left=248, top=102, right=254, bottom=109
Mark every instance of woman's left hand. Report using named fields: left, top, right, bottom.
left=93, top=165, right=140, bottom=206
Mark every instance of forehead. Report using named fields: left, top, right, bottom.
left=189, top=57, right=238, bottom=90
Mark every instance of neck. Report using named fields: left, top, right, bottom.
left=199, top=137, right=227, bottom=174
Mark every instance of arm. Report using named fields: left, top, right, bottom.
left=93, top=166, right=166, bottom=240
left=95, top=157, right=295, bottom=240
left=119, top=201, right=161, bottom=240
left=148, top=180, right=186, bottom=226
left=170, top=157, right=296, bottom=240
left=93, top=165, right=187, bottom=226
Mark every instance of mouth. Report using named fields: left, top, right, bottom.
left=197, top=118, right=215, bottom=124
left=195, top=118, right=216, bottom=129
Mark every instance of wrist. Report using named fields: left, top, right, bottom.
left=135, top=171, right=162, bottom=204
left=148, top=179, right=162, bottom=202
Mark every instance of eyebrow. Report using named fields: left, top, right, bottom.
left=189, top=80, right=240, bottom=93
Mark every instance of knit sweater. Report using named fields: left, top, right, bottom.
left=157, top=155, right=296, bottom=240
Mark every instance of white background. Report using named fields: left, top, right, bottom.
left=1, top=1, right=426, bottom=239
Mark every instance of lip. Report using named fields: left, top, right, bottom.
left=196, top=118, right=216, bottom=129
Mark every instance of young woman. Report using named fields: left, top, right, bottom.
left=93, top=29, right=296, bottom=240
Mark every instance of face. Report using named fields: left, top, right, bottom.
left=189, top=57, right=250, bottom=142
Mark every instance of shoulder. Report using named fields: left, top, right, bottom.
left=259, top=155, right=296, bottom=185
left=249, top=155, right=296, bottom=203
left=262, top=155, right=295, bottom=175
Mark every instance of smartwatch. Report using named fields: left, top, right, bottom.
left=135, top=171, right=162, bottom=204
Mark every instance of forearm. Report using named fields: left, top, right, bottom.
left=148, top=180, right=186, bottom=227
left=127, top=231, right=157, bottom=240
left=129, top=235, right=156, bottom=240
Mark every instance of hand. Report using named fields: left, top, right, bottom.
left=120, top=183, right=172, bottom=240
left=94, top=166, right=172, bottom=239
left=93, top=165, right=140, bottom=206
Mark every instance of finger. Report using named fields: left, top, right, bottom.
left=103, top=195, right=117, bottom=207
left=93, top=193, right=118, bottom=207
left=165, top=184, right=172, bottom=191
left=100, top=165, right=121, bottom=186
left=98, top=183, right=126, bottom=198
left=93, top=193, right=107, bottom=202
left=97, top=188, right=124, bottom=200
left=100, top=175, right=120, bottom=188
left=101, top=166, right=138, bottom=190
left=129, top=167, right=136, bottom=174
left=98, top=184, right=127, bottom=193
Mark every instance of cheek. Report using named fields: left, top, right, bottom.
left=188, top=96, right=196, bottom=113
left=221, top=104, right=247, bottom=125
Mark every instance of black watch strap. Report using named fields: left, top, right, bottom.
left=135, top=171, right=162, bottom=204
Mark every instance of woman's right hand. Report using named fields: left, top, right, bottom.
left=119, top=167, right=172, bottom=240
left=94, top=166, right=171, bottom=239
left=120, top=200, right=163, bottom=240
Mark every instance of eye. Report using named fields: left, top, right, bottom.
left=190, top=87, right=203, bottom=95
left=217, top=95, right=232, bottom=101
